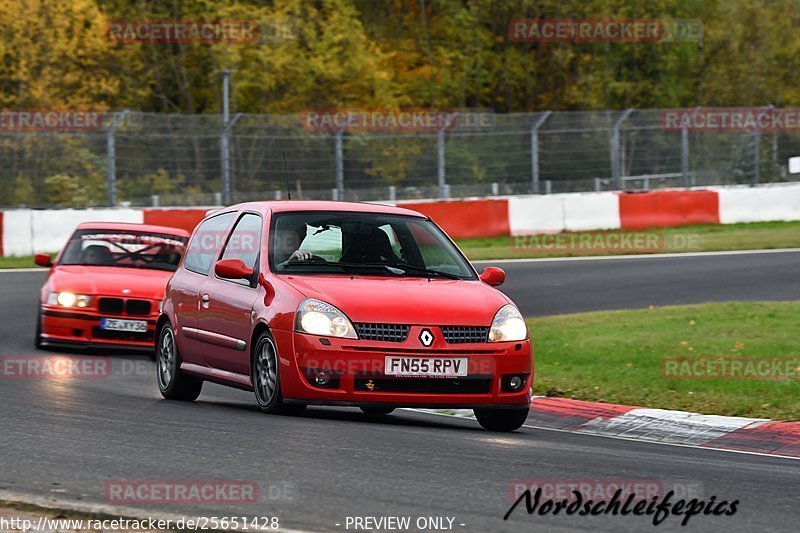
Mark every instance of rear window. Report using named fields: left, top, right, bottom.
left=59, top=229, right=188, bottom=272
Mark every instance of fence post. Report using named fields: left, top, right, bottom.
left=530, top=111, right=551, bottom=194
left=753, top=129, right=761, bottom=184
left=220, top=113, right=242, bottom=206
left=610, top=109, right=633, bottom=190
left=389, top=185, right=396, bottom=203
left=106, top=109, right=129, bottom=207
left=681, top=126, right=689, bottom=187
left=437, top=128, right=447, bottom=198
left=219, top=70, right=232, bottom=204
left=335, top=130, right=344, bottom=200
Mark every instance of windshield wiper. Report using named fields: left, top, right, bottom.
left=280, top=260, right=461, bottom=279
left=280, top=261, right=399, bottom=274
left=387, top=262, right=462, bottom=280
left=344, top=261, right=461, bottom=280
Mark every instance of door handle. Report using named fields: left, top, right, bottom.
left=201, top=294, right=210, bottom=308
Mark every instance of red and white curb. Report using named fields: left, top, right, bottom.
left=416, top=397, right=800, bottom=459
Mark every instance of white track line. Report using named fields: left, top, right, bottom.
left=0, top=267, right=47, bottom=273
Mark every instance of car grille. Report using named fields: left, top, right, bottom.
left=125, top=299, right=152, bottom=316
left=98, top=298, right=152, bottom=316
left=98, top=298, right=124, bottom=315
left=441, top=326, right=489, bottom=344
left=354, top=376, right=492, bottom=394
left=355, top=323, right=410, bottom=343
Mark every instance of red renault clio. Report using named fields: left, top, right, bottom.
left=156, top=201, right=533, bottom=431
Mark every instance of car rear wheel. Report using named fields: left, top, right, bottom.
left=474, top=408, right=529, bottom=432
left=156, top=323, right=202, bottom=401
left=252, top=331, right=306, bottom=415
left=360, top=407, right=395, bottom=416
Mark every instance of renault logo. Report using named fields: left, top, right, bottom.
left=419, top=328, right=434, bottom=347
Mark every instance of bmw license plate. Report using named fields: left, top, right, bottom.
left=100, top=318, right=147, bottom=333
left=384, top=356, right=468, bottom=377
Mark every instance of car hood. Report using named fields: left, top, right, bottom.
left=48, top=265, right=173, bottom=300
left=283, top=275, right=511, bottom=325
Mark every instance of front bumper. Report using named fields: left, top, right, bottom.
left=276, top=328, right=533, bottom=408
left=40, top=306, right=157, bottom=351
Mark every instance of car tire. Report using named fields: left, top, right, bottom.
left=252, top=331, right=306, bottom=415
left=360, top=407, right=395, bottom=416
left=473, top=408, right=529, bottom=432
left=156, top=322, right=203, bottom=401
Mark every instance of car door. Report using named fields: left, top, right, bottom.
left=197, top=212, right=263, bottom=375
left=171, top=211, right=235, bottom=363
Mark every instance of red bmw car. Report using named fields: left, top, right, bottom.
left=35, top=222, right=190, bottom=352
left=156, top=201, right=533, bottom=431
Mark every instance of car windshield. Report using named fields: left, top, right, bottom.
left=269, top=212, right=476, bottom=280
left=58, top=229, right=188, bottom=272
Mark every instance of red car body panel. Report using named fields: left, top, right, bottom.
left=162, top=201, right=533, bottom=408
left=38, top=222, right=190, bottom=351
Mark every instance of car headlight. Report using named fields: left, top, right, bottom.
left=488, top=304, right=527, bottom=342
left=295, top=298, right=358, bottom=339
left=46, top=292, right=92, bottom=308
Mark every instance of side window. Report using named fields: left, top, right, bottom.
left=183, top=212, right=235, bottom=275
left=220, top=213, right=262, bottom=274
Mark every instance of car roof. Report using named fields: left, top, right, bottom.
left=219, top=200, right=427, bottom=218
left=75, top=222, right=191, bottom=237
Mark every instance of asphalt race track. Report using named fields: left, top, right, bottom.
left=2, top=251, right=799, bottom=532
left=489, top=249, right=800, bottom=316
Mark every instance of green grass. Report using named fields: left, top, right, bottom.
left=457, top=220, right=800, bottom=260
left=0, top=255, right=39, bottom=269
left=528, top=302, right=800, bottom=421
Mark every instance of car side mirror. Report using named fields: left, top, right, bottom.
left=34, top=253, right=53, bottom=268
left=479, top=266, right=505, bottom=287
left=215, top=259, right=254, bottom=280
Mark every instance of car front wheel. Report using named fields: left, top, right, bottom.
left=156, top=323, right=202, bottom=401
left=252, top=331, right=306, bottom=415
left=473, top=408, right=529, bottom=432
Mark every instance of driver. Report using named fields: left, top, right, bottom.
left=273, top=219, right=310, bottom=268
left=82, top=245, right=113, bottom=265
